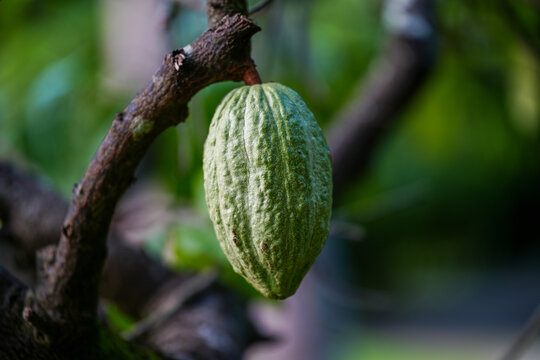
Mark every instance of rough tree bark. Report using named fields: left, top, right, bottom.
left=0, top=0, right=264, bottom=359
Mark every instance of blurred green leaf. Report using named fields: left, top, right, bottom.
left=103, top=301, right=135, bottom=334
left=164, top=223, right=226, bottom=271
left=163, top=220, right=262, bottom=299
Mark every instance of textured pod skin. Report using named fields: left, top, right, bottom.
left=203, top=83, right=332, bottom=299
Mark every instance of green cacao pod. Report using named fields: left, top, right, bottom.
left=203, top=83, right=332, bottom=299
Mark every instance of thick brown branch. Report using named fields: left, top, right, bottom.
left=33, top=14, right=260, bottom=337
left=328, top=0, right=437, bottom=201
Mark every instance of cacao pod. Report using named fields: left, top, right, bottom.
left=203, top=83, right=332, bottom=299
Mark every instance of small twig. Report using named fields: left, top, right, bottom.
left=249, top=0, right=274, bottom=15
left=500, top=305, right=540, bottom=360
left=122, top=269, right=218, bottom=341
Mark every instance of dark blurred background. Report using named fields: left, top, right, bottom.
left=1, top=0, right=540, bottom=359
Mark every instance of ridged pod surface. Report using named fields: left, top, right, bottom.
left=203, top=83, right=332, bottom=299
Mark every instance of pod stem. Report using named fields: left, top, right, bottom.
left=243, top=62, right=262, bottom=85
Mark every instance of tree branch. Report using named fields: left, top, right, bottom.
left=0, top=0, right=265, bottom=357
left=207, top=0, right=248, bottom=27
left=328, top=0, right=437, bottom=201
left=31, top=13, right=260, bottom=340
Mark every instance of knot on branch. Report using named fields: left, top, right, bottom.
left=190, top=14, right=261, bottom=76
